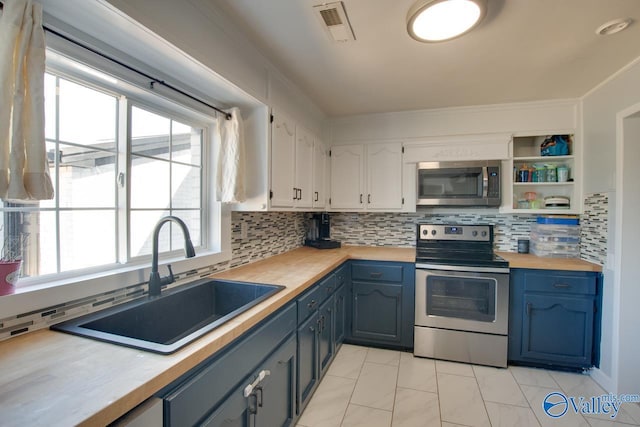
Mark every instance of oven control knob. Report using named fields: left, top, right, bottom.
left=422, top=229, right=428, bottom=236
left=481, top=231, right=487, bottom=237
left=431, top=230, right=437, bottom=236
left=472, top=231, right=478, bottom=237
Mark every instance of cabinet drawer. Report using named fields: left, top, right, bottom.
left=319, top=274, right=337, bottom=302
left=352, top=263, right=403, bottom=283
left=297, top=285, right=323, bottom=324
left=163, top=303, right=296, bottom=427
left=522, top=271, right=596, bottom=295
left=334, top=263, right=348, bottom=287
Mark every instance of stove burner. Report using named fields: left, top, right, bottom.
left=415, top=223, right=507, bottom=269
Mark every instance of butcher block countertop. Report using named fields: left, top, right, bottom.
left=497, top=252, right=603, bottom=272
left=0, top=246, right=601, bottom=426
left=0, top=246, right=414, bottom=427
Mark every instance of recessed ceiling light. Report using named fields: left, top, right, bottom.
left=407, top=0, right=487, bottom=42
left=596, top=18, right=632, bottom=36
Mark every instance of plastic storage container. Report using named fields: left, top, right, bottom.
left=529, top=219, right=580, bottom=258
left=530, top=241, right=580, bottom=258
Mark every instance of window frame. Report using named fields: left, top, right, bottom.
left=2, top=46, right=231, bottom=301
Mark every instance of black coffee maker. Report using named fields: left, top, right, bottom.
left=304, top=213, right=341, bottom=249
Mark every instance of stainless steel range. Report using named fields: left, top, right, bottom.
left=414, top=224, right=510, bottom=368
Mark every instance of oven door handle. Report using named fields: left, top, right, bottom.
left=482, top=166, right=489, bottom=199
left=416, top=263, right=510, bottom=274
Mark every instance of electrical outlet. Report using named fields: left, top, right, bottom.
left=240, top=222, right=248, bottom=239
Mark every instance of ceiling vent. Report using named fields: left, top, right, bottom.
left=313, top=2, right=356, bottom=43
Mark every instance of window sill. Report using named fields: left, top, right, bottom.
left=0, top=249, right=232, bottom=320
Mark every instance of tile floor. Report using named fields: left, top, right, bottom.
left=296, top=344, right=640, bottom=427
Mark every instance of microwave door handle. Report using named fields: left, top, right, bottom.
left=482, top=167, right=489, bottom=198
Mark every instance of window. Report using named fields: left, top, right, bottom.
left=1, top=65, right=210, bottom=282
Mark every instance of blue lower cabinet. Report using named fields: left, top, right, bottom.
left=295, top=267, right=344, bottom=415
left=201, top=383, right=251, bottom=427
left=162, top=303, right=296, bottom=426
left=252, top=334, right=297, bottom=427
left=319, top=296, right=335, bottom=376
left=296, top=312, right=319, bottom=412
left=202, top=334, right=297, bottom=427
left=347, top=261, right=415, bottom=349
left=352, top=281, right=402, bottom=344
left=334, top=284, right=347, bottom=346
left=509, top=268, right=601, bottom=370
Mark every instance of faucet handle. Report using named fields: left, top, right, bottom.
left=161, top=264, right=175, bottom=286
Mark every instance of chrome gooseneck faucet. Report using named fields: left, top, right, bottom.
left=148, top=216, right=196, bottom=297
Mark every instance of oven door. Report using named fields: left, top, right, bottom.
left=415, top=265, right=509, bottom=335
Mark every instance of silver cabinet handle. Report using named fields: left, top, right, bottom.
left=370, top=272, right=383, bottom=278
left=553, top=283, right=571, bottom=289
left=526, top=302, right=532, bottom=317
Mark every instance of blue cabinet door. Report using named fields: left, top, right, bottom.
left=297, top=311, right=319, bottom=414
left=352, top=281, right=402, bottom=344
left=334, top=284, right=347, bottom=345
left=521, top=293, right=595, bottom=368
left=201, top=382, right=252, bottom=427
left=256, top=334, right=297, bottom=427
left=319, top=296, right=335, bottom=376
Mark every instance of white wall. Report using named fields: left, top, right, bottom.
left=582, top=58, right=640, bottom=394
left=327, top=99, right=578, bottom=144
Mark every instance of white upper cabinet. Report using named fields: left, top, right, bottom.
left=330, top=144, right=365, bottom=209
left=294, top=127, right=314, bottom=208
left=270, top=111, right=296, bottom=208
left=312, top=140, right=327, bottom=209
left=330, top=142, right=404, bottom=211
left=366, top=143, right=403, bottom=210
left=269, top=110, right=325, bottom=210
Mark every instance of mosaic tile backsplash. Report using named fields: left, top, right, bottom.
left=580, top=193, right=608, bottom=266
left=0, top=211, right=307, bottom=341
left=330, top=211, right=538, bottom=252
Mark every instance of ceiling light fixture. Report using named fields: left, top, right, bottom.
left=596, top=18, right=632, bottom=36
left=407, top=0, right=487, bottom=42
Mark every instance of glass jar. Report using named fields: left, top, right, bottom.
left=546, top=165, right=557, bottom=182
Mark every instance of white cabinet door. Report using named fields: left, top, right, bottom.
left=366, top=142, right=403, bottom=210
left=271, top=112, right=295, bottom=208
left=295, top=127, right=314, bottom=208
left=312, top=139, right=326, bottom=209
left=330, top=144, right=364, bottom=209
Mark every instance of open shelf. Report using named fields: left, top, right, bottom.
left=508, top=134, right=580, bottom=214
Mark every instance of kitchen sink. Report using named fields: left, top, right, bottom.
left=51, top=279, right=285, bottom=354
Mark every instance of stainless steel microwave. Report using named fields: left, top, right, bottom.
left=417, top=160, right=501, bottom=207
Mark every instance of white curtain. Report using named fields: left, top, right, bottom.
left=0, top=0, right=54, bottom=201
left=215, top=107, right=246, bottom=204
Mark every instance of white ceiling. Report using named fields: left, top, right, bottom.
left=212, top=0, right=640, bottom=117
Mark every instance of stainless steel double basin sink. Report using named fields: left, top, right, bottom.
left=52, top=279, right=285, bottom=354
